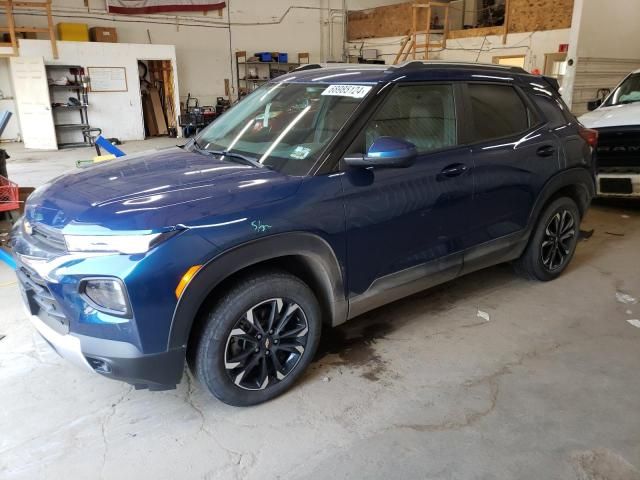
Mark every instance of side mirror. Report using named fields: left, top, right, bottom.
left=344, top=137, right=417, bottom=168
left=587, top=98, right=603, bottom=111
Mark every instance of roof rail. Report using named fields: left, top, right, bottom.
left=394, top=60, right=528, bottom=74
left=293, top=63, right=322, bottom=72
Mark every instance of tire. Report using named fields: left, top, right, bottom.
left=514, top=196, right=581, bottom=281
left=194, top=270, right=321, bottom=406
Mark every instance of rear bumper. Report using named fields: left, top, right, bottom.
left=596, top=172, right=640, bottom=197
left=28, top=307, right=185, bottom=390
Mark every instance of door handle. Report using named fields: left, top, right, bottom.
left=438, top=163, right=468, bottom=179
left=536, top=145, right=556, bottom=157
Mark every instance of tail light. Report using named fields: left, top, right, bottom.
left=579, top=126, right=598, bottom=148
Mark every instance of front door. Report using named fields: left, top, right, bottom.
left=10, top=56, right=57, bottom=150
left=339, top=83, right=474, bottom=317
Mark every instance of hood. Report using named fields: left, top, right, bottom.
left=25, top=147, right=302, bottom=232
left=579, top=102, right=640, bottom=129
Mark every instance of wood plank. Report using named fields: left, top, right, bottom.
left=0, top=26, right=50, bottom=32
left=148, top=86, right=168, bottom=135
left=393, top=36, right=410, bottom=65
left=442, top=1, right=449, bottom=49
left=3, top=0, right=18, bottom=55
left=45, top=0, right=57, bottom=59
left=0, top=1, right=48, bottom=7
left=502, top=0, right=510, bottom=44
left=447, top=26, right=502, bottom=39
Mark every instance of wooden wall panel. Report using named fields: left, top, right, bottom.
left=348, top=3, right=446, bottom=40
left=347, top=0, right=574, bottom=41
left=508, top=0, right=573, bottom=33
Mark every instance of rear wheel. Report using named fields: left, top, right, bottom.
left=194, top=271, right=321, bottom=406
left=514, top=197, right=580, bottom=281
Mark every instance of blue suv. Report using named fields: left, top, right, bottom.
left=12, top=62, right=596, bottom=405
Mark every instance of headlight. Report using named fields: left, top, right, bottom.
left=64, top=232, right=166, bottom=254
left=80, top=277, right=131, bottom=317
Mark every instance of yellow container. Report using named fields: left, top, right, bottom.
left=57, top=23, right=89, bottom=42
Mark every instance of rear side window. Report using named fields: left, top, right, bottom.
left=531, top=94, right=571, bottom=128
left=468, top=84, right=530, bottom=142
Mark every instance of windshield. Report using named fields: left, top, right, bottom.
left=604, top=73, right=640, bottom=107
left=193, top=81, right=372, bottom=175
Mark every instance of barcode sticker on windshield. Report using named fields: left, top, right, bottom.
left=321, top=84, right=372, bottom=98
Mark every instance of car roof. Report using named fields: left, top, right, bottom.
left=281, top=61, right=532, bottom=85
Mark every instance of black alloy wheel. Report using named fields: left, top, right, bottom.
left=540, top=209, right=576, bottom=271
left=224, top=298, right=309, bottom=390
left=193, top=270, right=321, bottom=406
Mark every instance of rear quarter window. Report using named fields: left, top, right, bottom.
left=531, top=93, right=571, bottom=128
left=467, top=83, right=530, bottom=142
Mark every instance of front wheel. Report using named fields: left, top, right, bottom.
left=514, top=197, right=581, bottom=281
left=194, top=270, right=321, bottom=406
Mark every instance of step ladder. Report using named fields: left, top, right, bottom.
left=394, top=2, right=450, bottom=64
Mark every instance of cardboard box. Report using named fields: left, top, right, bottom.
left=89, top=27, right=117, bottom=43
left=57, top=23, right=89, bottom=42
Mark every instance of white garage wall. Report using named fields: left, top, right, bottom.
left=562, top=0, right=640, bottom=114
left=18, top=39, right=179, bottom=141
left=2, top=0, right=335, bottom=105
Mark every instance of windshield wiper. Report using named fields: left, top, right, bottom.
left=205, top=149, right=266, bottom=169
left=189, top=140, right=265, bottom=169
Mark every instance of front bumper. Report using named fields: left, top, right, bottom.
left=28, top=311, right=93, bottom=373
left=596, top=172, right=640, bottom=197
left=27, top=303, right=185, bottom=389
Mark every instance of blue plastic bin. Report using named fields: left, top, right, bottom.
left=278, top=53, right=288, bottom=63
left=255, top=52, right=272, bottom=62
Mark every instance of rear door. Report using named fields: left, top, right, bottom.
left=463, top=81, right=560, bottom=260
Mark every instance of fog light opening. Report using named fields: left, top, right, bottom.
left=86, top=356, right=112, bottom=373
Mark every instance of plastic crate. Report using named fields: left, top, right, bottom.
left=255, top=52, right=272, bottom=62
left=278, top=53, right=288, bottom=63
left=0, top=175, right=18, bottom=212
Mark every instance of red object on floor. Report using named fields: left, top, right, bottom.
left=0, top=175, right=19, bottom=212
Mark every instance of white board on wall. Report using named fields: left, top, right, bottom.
left=88, top=66, right=128, bottom=92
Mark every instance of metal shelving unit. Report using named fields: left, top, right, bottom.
left=235, top=51, right=309, bottom=99
left=46, top=64, right=100, bottom=149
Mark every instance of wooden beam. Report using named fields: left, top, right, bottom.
left=442, top=1, right=449, bottom=49
left=411, top=5, right=417, bottom=59
left=424, top=5, right=431, bottom=60
left=502, top=0, right=510, bottom=44
left=393, top=35, right=410, bottom=65
left=401, top=39, right=413, bottom=62
left=45, top=0, right=57, bottom=58
left=3, top=0, right=18, bottom=55
left=0, top=26, right=51, bottom=33
left=0, top=1, right=48, bottom=8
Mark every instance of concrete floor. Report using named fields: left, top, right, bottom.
left=1, top=140, right=640, bottom=479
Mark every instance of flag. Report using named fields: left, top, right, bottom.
left=106, top=0, right=225, bottom=15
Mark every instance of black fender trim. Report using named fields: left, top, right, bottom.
left=528, top=167, right=595, bottom=229
left=167, top=232, right=347, bottom=350
left=462, top=167, right=595, bottom=276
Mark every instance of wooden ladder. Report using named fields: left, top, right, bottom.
left=393, top=2, right=450, bottom=64
left=0, top=0, right=58, bottom=58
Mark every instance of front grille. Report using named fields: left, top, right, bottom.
left=16, top=262, right=69, bottom=334
left=31, top=223, right=67, bottom=252
left=596, top=126, right=640, bottom=170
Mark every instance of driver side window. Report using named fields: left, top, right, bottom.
left=349, top=84, right=457, bottom=155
